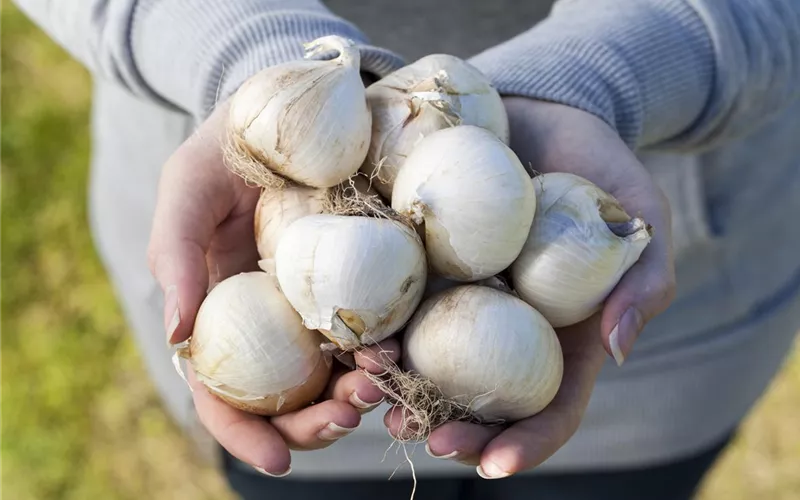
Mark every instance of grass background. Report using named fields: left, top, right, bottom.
left=2, top=2, right=799, bottom=498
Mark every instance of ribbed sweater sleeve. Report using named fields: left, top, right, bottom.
left=469, top=0, right=800, bottom=151
left=12, top=0, right=405, bottom=120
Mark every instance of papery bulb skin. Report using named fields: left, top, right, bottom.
left=511, top=172, right=652, bottom=328
left=392, top=126, right=535, bottom=281
left=362, top=54, right=509, bottom=198
left=255, top=185, right=329, bottom=260
left=403, top=285, right=563, bottom=422
left=275, top=214, right=427, bottom=350
left=254, top=176, right=385, bottom=260
left=228, top=36, right=371, bottom=188
left=186, top=272, right=331, bottom=416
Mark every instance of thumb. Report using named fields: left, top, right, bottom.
left=600, top=192, right=676, bottom=365
left=147, top=106, right=236, bottom=345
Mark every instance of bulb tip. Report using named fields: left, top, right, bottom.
left=606, top=218, right=649, bottom=239
left=303, top=36, right=358, bottom=65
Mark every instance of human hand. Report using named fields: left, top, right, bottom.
left=502, top=97, right=676, bottom=365
left=147, top=101, right=394, bottom=476
left=386, top=97, right=676, bottom=477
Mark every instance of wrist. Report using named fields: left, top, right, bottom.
left=470, top=0, right=714, bottom=149
left=132, top=2, right=404, bottom=120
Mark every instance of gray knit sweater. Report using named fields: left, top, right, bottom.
left=15, top=0, right=800, bottom=477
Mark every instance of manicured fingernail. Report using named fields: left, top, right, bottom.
left=609, top=307, right=644, bottom=366
left=253, top=465, right=292, bottom=478
left=164, top=285, right=180, bottom=345
left=477, top=462, right=511, bottom=479
left=425, top=442, right=459, bottom=460
left=349, top=392, right=383, bottom=411
left=318, top=422, right=358, bottom=441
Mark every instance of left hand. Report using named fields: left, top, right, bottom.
left=385, top=97, right=676, bottom=477
left=148, top=99, right=394, bottom=475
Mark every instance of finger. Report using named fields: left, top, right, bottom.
left=383, top=405, right=502, bottom=464
left=354, top=339, right=401, bottom=374
left=188, top=368, right=291, bottom=477
left=147, top=104, right=237, bottom=344
left=384, top=404, right=416, bottom=440
left=602, top=186, right=676, bottom=365
left=425, top=421, right=503, bottom=465
left=325, top=369, right=386, bottom=413
left=271, top=400, right=361, bottom=450
left=477, top=319, right=607, bottom=478
left=381, top=403, right=449, bottom=443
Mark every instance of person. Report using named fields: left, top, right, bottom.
left=14, top=0, right=800, bottom=498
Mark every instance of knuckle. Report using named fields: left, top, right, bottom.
left=654, top=273, right=677, bottom=305
left=558, top=408, right=584, bottom=442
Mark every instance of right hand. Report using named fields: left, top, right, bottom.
left=147, top=101, right=394, bottom=476
left=387, top=97, right=676, bottom=478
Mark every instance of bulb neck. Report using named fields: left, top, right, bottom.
left=407, top=71, right=462, bottom=125
left=597, top=198, right=631, bottom=224
left=304, top=36, right=360, bottom=69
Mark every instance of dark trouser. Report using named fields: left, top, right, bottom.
left=222, top=431, right=733, bottom=500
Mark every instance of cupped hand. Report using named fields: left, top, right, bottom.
left=387, top=98, right=676, bottom=477
left=147, top=101, right=394, bottom=476
left=502, top=97, right=676, bottom=364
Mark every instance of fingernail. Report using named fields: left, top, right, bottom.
left=425, top=442, right=459, bottom=460
left=349, top=392, right=384, bottom=411
left=318, top=422, right=358, bottom=441
left=477, top=462, right=511, bottom=479
left=609, top=307, right=644, bottom=366
left=165, top=285, right=180, bottom=345
left=253, top=465, right=292, bottom=478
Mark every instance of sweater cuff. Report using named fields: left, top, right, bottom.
left=469, top=0, right=714, bottom=149
left=131, top=2, right=405, bottom=120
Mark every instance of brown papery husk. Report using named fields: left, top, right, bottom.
left=223, top=131, right=291, bottom=189
left=360, top=348, right=504, bottom=443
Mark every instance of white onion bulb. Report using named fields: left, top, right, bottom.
left=255, top=186, right=328, bottom=260
left=511, top=173, right=652, bottom=327
left=228, top=36, right=370, bottom=188
left=254, top=176, right=380, bottom=260
left=275, top=214, right=427, bottom=350
left=392, top=126, right=535, bottom=281
left=184, top=272, right=331, bottom=416
left=403, top=285, right=563, bottom=421
left=361, top=54, right=509, bottom=198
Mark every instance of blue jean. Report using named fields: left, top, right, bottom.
left=222, top=429, right=734, bottom=500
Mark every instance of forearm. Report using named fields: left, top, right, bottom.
left=470, top=0, right=800, bottom=151
left=13, top=0, right=404, bottom=119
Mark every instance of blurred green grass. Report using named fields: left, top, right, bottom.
left=1, top=2, right=798, bottom=499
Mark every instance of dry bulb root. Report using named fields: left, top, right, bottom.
left=223, top=132, right=289, bottom=189
left=322, top=175, right=404, bottom=222
left=361, top=349, right=503, bottom=443
left=366, top=156, right=394, bottom=188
